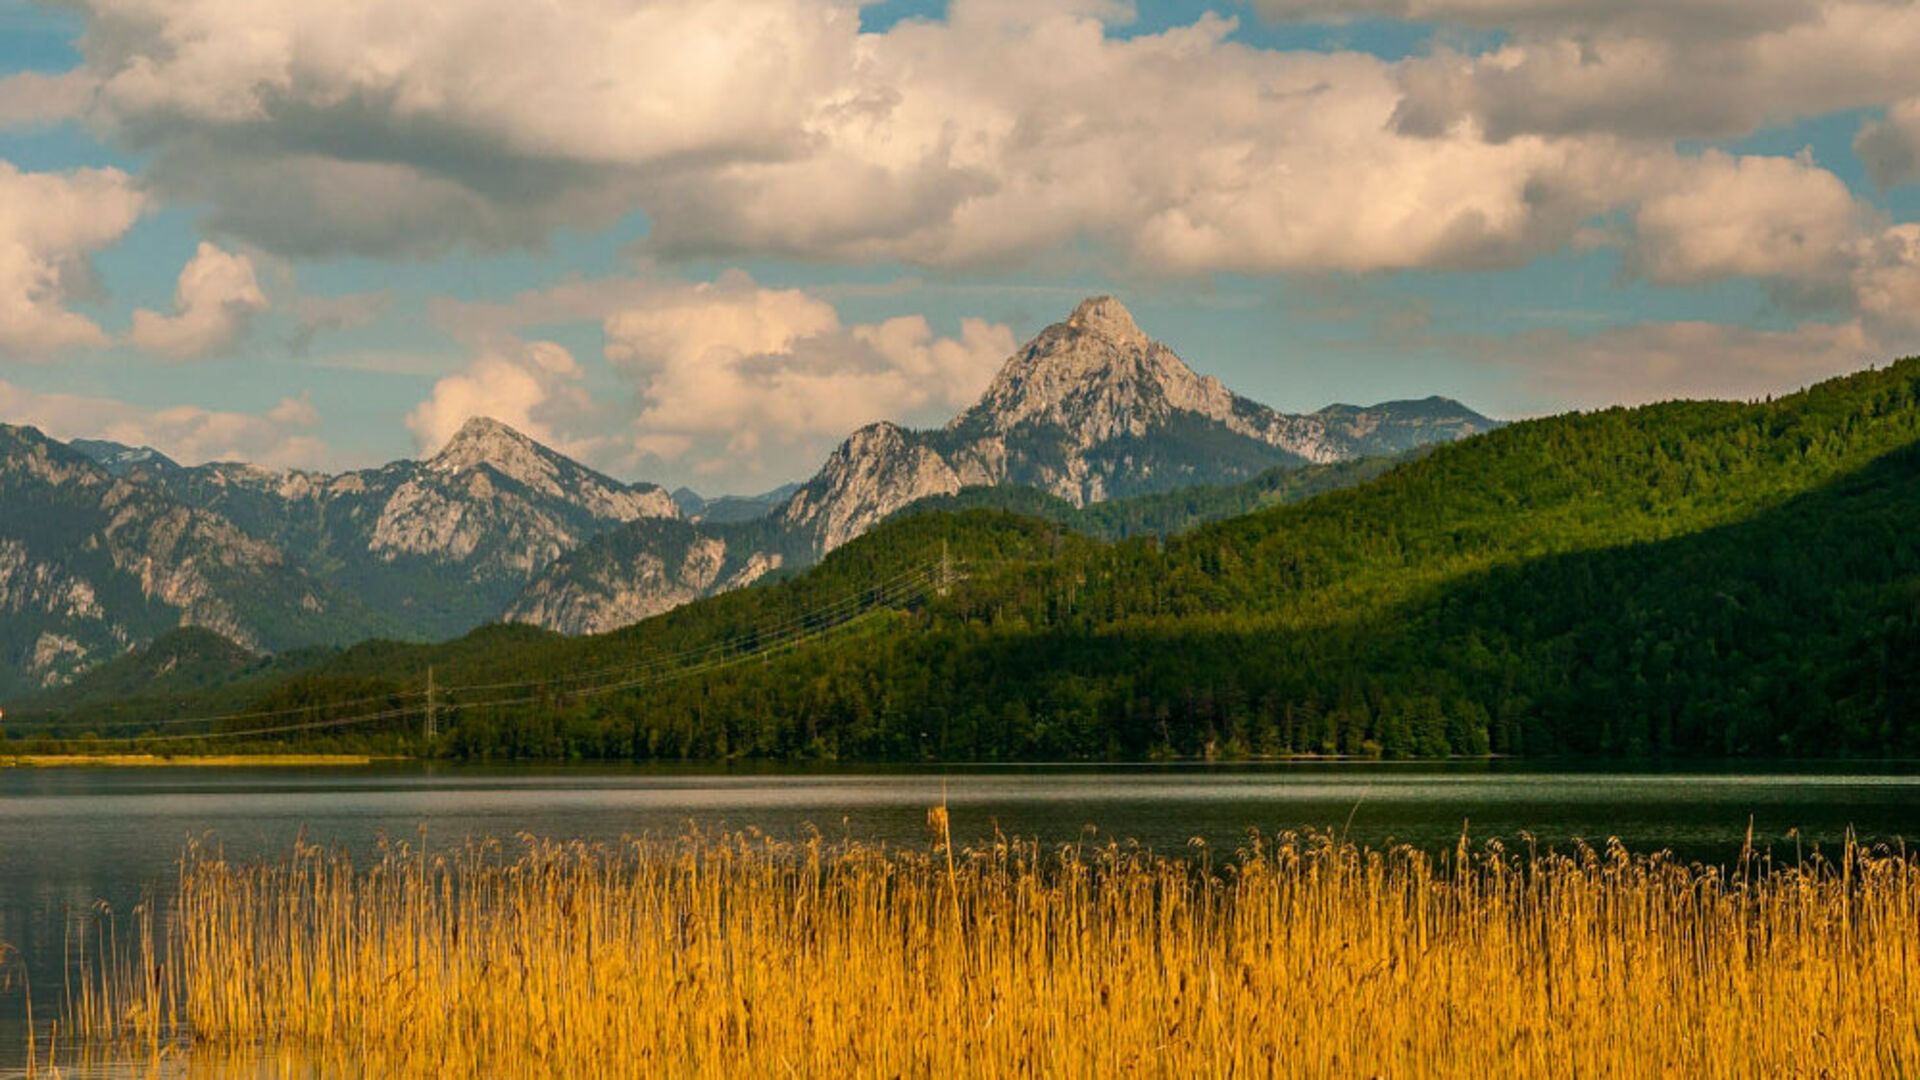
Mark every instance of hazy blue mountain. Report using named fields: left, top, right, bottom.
left=671, top=483, right=804, bottom=525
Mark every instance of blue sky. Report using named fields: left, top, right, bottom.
left=2, top=0, right=1918, bottom=492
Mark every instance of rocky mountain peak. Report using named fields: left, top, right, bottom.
left=431, top=415, right=538, bottom=466
left=69, top=438, right=181, bottom=477
left=425, top=415, right=571, bottom=492
left=964, top=295, right=1232, bottom=443
left=1066, top=295, right=1148, bottom=349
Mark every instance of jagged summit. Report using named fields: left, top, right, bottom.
left=69, top=438, right=181, bottom=477
left=424, top=415, right=589, bottom=500
left=1065, top=295, right=1148, bottom=348
left=430, top=415, right=543, bottom=469
left=765, top=295, right=1500, bottom=558
left=961, top=294, right=1234, bottom=444
left=413, top=414, right=677, bottom=527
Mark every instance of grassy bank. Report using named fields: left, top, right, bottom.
left=57, top=826, right=1920, bottom=1077
left=0, top=753, right=377, bottom=767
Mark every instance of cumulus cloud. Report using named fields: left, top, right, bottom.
left=1253, top=0, right=1819, bottom=36
left=0, top=0, right=1747, bottom=278
left=1628, top=151, right=1863, bottom=287
left=1387, top=1, right=1920, bottom=143
left=0, top=380, right=326, bottom=468
left=0, top=69, right=97, bottom=128
left=290, top=290, right=390, bottom=355
left=1857, top=99, right=1920, bottom=190
left=600, top=272, right=1014, bottom=476
left=0, top=159, right=145, bottom=358
left=435, top=270, right=1015, bottom=484
left=1472, top=318, right=1886, bottom=412
left=405, top=340, right=591, bottom=455
left=1853, top=225, right=1920, bottom=335
left=127, top=242, right=269, bottom=359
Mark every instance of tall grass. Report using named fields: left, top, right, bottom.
left=59, top=828, right=1920, bottom=1077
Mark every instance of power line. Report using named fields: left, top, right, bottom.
left=69, top=556, right=961, bottom=745
left=130, top=704, right=423, bottom=744
left=440, top=562, right=940, bottom=695
left=441, top=567, right=940, bottom=709
left=54, top=687, right=431, bottom=732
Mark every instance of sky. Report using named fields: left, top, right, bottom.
left=1, top=0, right=1918, bottom=494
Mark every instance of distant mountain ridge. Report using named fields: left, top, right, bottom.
left=94, top=416, right=680, bottom=639
left=777, top=297, right=1491, bottom=553
left=671, top=483, right=804, bottom=525
left=0, top=417, right=680, bottom=694
left=67, top=439, right=181, bottom=476
left=0, top=425, right=374, bottom=697
left=72, top=352, right=1920, bottom=763
left=505, top=297, right=1496, bottom=633
left=3, top=294, right=1493, bottom=692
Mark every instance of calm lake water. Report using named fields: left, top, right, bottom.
left=2, top=760, right=1917, bottom=1073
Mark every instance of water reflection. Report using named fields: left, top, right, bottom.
left=2, top=760, right=1917, bottom=1074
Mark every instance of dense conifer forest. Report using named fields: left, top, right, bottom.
left=13, top=359, right=1920, bottom=761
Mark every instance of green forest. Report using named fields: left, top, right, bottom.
left=13, top=358, right=1920, bottom=761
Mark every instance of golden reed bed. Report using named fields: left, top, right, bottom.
left=50, top=817, right=1920, bottom=1078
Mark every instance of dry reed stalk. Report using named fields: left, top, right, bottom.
left=50, top=829, right=1920, bottom=1079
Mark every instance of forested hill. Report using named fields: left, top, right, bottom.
left=17, top=358, right=1920, bottom=761
left=892, top=454, right=1406, bottom=542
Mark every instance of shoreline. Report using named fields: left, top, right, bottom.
left=0, top=753, right=382, bottom=768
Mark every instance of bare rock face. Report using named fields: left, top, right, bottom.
left=105, top=416, right=680, bottom=640
left=0, top=425, right=355, bottom=697
left=3, top=415, right=689, bottom=694
left=369, top=418, right=676, bottom=574
left=502, top=518, right=789, bottom=636
left=509, top=296, right=1496, bottom=638
left=776, top=423, right=967, bottom=554
left=774, top=295, right=1496, bottom=553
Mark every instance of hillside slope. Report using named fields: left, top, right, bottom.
left=0, top=425, right=379, bottom=698
left=508, top=296, right=1492, bottom=634
left=24, top=358, right=1920, bottom=760
left=114, top=416, right=679, bottom=638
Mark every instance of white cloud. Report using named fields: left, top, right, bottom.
left=127, top=242, right=269, bottom=359
left=267, top=391, right=320, bottom=427
left=1387, top=1, right=1920, bottom=142
left=18, top=0, right=1918, bottom=391
left=1252, top=0, right=1819, bottom=35
left=405, top=340, right=591, bottom=455
left=27, top=0, right=1802, bottom=279
left=0, top=380, right=326, bottom=468
left=1628, top=151, right=1863, bottom=287
left=435, top=270, right=1015, bottom=485
left=600, top=271, right=1014, bottom=478
left=1853, top=225, right=1920, bottom=335
left=1473, top=317, right=1887, bottom=412
left=0, top=159, right=145, bottom=359
left=636, top=13, right=1653, bottom=274
left=0, top=69, right=97, bottom=128
left=1857, top=99, right=1920, bottom=190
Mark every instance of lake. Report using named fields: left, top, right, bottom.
left=2, top=760, right=1917, bottom=1074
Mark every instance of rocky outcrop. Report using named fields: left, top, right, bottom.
left=0, top=425, right=361, bottom=697
left=503, top=518, right=790, bottom=636
left=774, top=296, right=1497, bottom=554
left=777, top=423, right=971, bottom=553
left=509, top=296, right=1497, bottom=635
left=5, top=416, right=687, bottom=693
left=110, top=416, right=679, bottom=638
